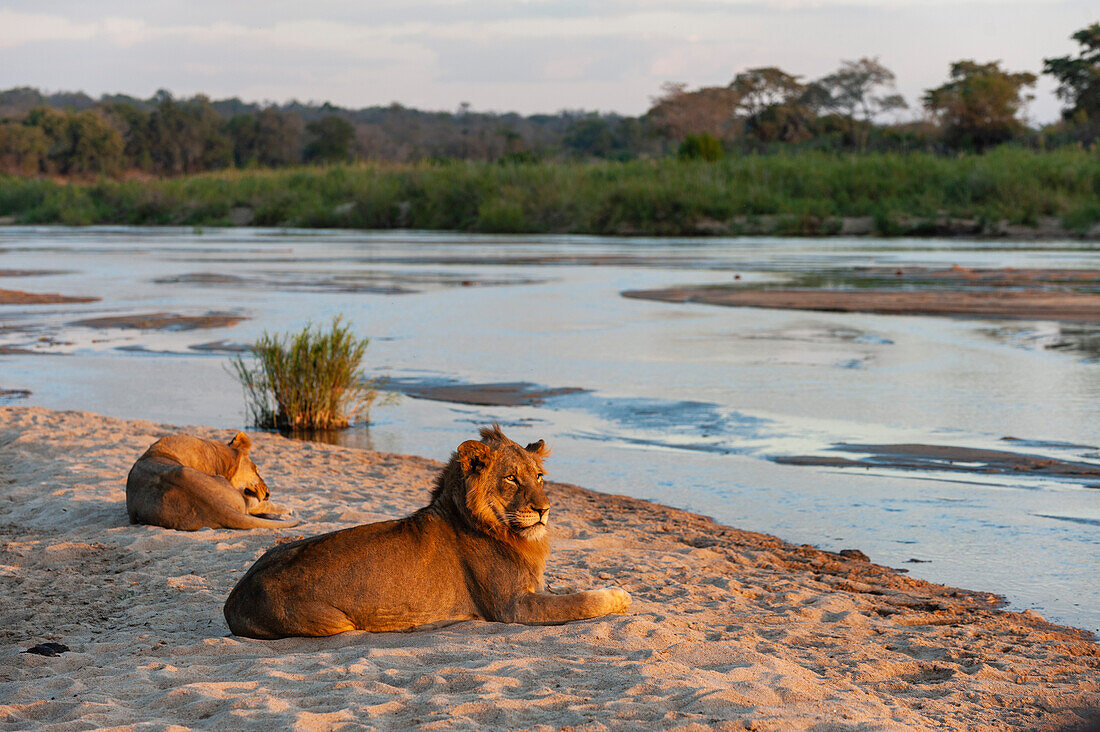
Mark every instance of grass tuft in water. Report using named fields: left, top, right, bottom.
left=230, top=317, right=383, bottom=430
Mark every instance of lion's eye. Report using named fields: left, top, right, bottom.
left=504, top=475, right=517, bottom=484
left=536, top=474, right=544, bottom=483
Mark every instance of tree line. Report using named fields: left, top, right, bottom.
left=652, top=23, right=1098, bottom=158
left=0, top=23, right=1095, bottom=177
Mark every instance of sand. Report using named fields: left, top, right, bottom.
left=68, top=313, right=248, bottom=331
left=383, top=380, right=586, bottom=407
left=773, top=442, right=1100, bottom=481
left=0, top=407, right=1097, bottom=730
left=0, top=289, right=99, bottom=306
left=622, top=266, right=1100, bottom=323
left=623, top=287, right=1100, bottom=323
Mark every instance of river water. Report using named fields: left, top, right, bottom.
left=2, top=227, right=1098, bottom=632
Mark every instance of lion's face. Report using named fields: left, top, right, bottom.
left=232, top=456, right=270, bottom=509
left=494, top=451, right=550, bottom=541
left=226, top=433, right=270, bottom=509
left=456, top=431, right=551, bottom=543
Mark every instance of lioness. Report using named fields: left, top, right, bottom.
left=126, top=432, right=299, bottom=531
left=223, top=425, right=631, bottom=638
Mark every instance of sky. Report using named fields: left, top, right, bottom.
left=0, top=1, right=1095, bottom=123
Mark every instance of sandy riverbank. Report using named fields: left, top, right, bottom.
left=0, top=407, right=1097, bottom=730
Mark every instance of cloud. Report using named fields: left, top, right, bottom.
left=0, top=10, right=99, bottom=47
left=0, top=1, right=1090, bottom=120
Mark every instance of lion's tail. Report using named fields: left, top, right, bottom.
left=221, top=513, right=301, bottom=530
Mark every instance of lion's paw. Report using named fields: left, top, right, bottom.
left=600, top=587, right=631, bottom=614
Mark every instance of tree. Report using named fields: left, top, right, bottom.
left=0, top=123, right=48, bottom=175
left=65, top=110, right=125, bottom=175
left=102, top=101, right=155, bottom=170
left=923, top=60, right=1036, bottom=151
left=1043, top=23, right=1100, bottom=125
left=304, top=114, right=355, bottom=164
left=646, top=82, right=741, bottom=143
left=22, top=107, right=69, bottom=172
left=727, top=67, right=816, bottom=144
left=562, top=115, right=643, bottom=160
left=808, top=58, right=908, bottom=150
left=729, top=67, right=804, bottom=119
left=21, top=107, right=124, bottom=175
left=228, top=107, right=304, bottom=167
left=747, top=103, right=816, bottom=144
left=563, top=117, right=614, bottom=158
left=146, top=92, right=233, bottom=174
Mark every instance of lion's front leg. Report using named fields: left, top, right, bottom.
left=502, top=587, right=631, bottom=625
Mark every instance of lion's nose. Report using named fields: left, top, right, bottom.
left=535, top=507, right=549, bottom=523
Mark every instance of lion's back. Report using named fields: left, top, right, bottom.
left=139, top=435, right=232, bottom=477
left=126, top=436, right=236, bottom=529
left=224, top=513, right=479, bottom=637
left=126, top=454, right=184, bottom=521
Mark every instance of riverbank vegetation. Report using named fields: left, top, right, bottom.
left=1, top=147, right=1097, bottom=235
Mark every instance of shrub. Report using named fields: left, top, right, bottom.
left=230, top=317, right=382, bottom=430
left=677, top=133, right=725, bottom=161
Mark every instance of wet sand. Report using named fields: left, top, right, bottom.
left=154, top=271, right=545, bottom=294
left=851, top=266, right=1100, bottom=287
left=624, top=266, right=1100, bottom=322
left=0, top=388, right=30, bottom=403
left=774, top=442, right=1100, bottom=482
left=384, top=379, right=585, bottom=407
left=0, top=288, right=99, bottom=305
left=187, top=341, right=252, bottom=354
left=624, top=288, right=1100, bottom=322
left=1, top=407, right=1097, bottom=730
left=0, top=270, right=69, bottom=278
left=69, top=312, right=248, bottom=331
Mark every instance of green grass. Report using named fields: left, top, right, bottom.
left=1, top=147, right=1098, bottom=235
left=230, top=317, right=383, bottom=431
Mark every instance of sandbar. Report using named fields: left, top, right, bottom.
left=624, top=266, right=1100, bottom=322
left=0, top=407, right=1096, bottom=730
left=386, top=379, right=585, bottom=407
left=69, top=312, right=247, bottom=331
left=0, top=288, right=99, bottom=305
left=775, top=442, right=1100, bottom=482
left=624, top=287, right=1100, bottom=322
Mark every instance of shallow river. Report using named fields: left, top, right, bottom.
left=2, top=227, right=1098, bottom=632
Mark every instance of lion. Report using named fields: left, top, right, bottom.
left=223, top=425, right=631, bottom=638
left=126, top=432, right=299, bottom=531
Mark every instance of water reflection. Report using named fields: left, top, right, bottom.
left=983, top=322, right=1100, bottom=362
left=285, top=426, right=380, bottom=452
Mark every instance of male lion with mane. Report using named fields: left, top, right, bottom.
left=223, top=425, right=631, bottom=638
left=127, top=432, right=299, bottom=531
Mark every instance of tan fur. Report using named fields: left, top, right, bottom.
left=126, top=432, right=299, bottom=531
left=223, top=425, right=631, bottom=639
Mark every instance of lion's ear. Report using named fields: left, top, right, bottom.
left=228, top=431, right=252, bottom=455
left=457, top=440, right=490, bottom=475
left=525, top=439, right=550, bottom=458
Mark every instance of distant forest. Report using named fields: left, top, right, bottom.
left=0, top=22, right=1096, bottom=178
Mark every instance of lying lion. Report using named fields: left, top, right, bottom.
left=224, top=425, right=631, bottom=638
left=126, top=432, right=299, bottom=531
